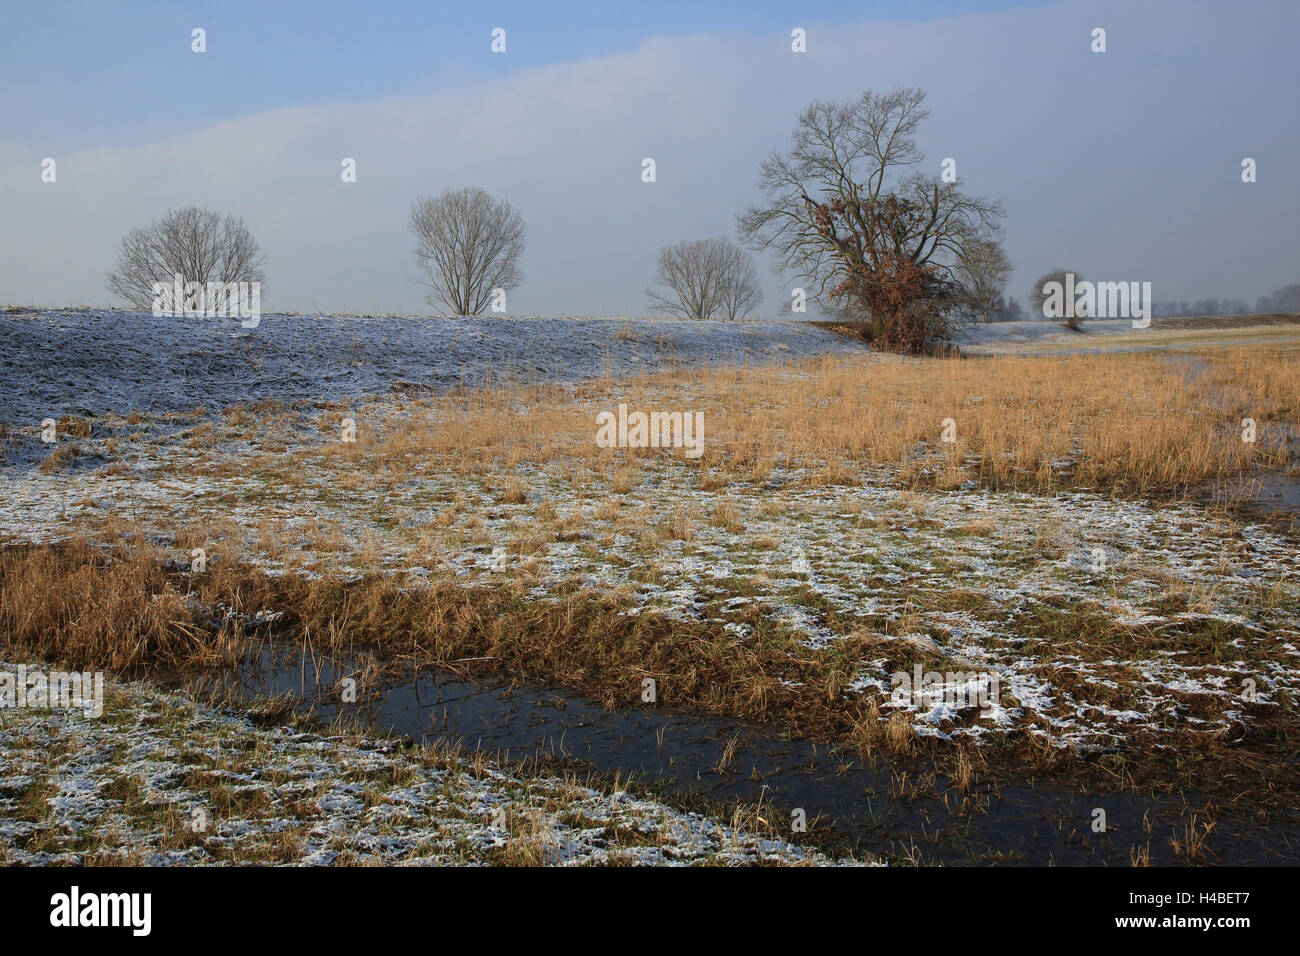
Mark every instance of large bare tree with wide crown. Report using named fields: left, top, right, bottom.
left=738, top=87, right=1006, bottom=353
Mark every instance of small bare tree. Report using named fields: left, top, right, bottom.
left=959, top=240, right=1013, bottom=323
left=1030, top=268, right=1087, bottom=328
left=106, top=206, right=265, bottom=311
left=647, top=237, right=762, bottom=320
left=409, top=187, right=525, bottom=316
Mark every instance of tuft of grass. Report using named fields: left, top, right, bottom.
left=40, top=443, right=84, bottom=473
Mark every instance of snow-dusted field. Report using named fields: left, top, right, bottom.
left=0, top=308, right=880, bottom=864
left=5, top=322, right=1297, bottom=752
left=8, top=394, right=1294, bottom=751
left=3, top=307, right=1298, bottom=863
left=0, top=308, right=861, bottom=431
left=958, top=317, right=1142, bottom=347
left=0, top=664, right=846, bottom=866
left=958, top=316, right=1300, bottom=354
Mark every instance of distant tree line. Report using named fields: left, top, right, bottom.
left=984, top=295, right=1025, bottom=322
left=980, top=283, right=1300, bottom=324
left=100, top=145, right=1300, bottom=336
left=1147, top=286, right=1300, bottom=318
left=1152, top=298, right=1252, bottom=318
left=1254, top=283, right=1300, bottom=314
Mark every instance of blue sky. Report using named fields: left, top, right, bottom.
left=3, top=0, right=1054, bottom=152
left=1, top=0, right=1297, bottom=315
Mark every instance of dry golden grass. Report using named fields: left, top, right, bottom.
left=251, top=347, right=1299, bottom=505
left=0, top=538, right=232, bottom=670
left=499, top=477, right=528, bottom=504
left=710, top=499, right=744, bottom=533
left=56, top=415, right=93, bottom=439
left=39, top=443, right=83, bottom=474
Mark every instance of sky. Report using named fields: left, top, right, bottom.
left=1, top=0, right=1296, bottom=317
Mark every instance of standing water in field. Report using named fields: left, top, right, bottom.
left=189, top=640, right=1299, bottom=866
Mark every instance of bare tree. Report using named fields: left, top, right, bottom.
left=995, top=296, right=1025, bottom=322
left=647, top=237, right=762, bottom=320
left=408, top=187, right=525, bottom=316
left=958, top=239, right=1012, bottom=323
left=1029, top=268, right=1087, bottom=328
left=106, top=206, right=265, bottom=311
left=738, top=88, right=1005, bottom=352
left=715, top=241, right=763, bottom=320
